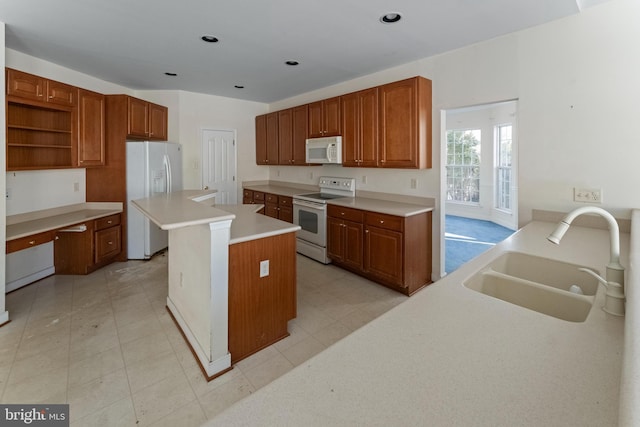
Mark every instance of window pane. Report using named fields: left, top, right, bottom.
left=446, top=129, right=481, bottom=204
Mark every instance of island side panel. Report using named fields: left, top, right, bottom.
left=228, top=231, right=297, bottom=363
left=167, top=220, right=232, bottom=378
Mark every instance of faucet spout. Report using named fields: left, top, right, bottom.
left=547, top=206, right=625, bottom=289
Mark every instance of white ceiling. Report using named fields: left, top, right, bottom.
left=0, top=0, right=608, bottom=103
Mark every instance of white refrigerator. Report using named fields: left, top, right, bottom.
left=126, top=141, right=183, bottom=259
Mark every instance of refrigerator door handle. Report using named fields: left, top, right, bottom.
left=164, top=154, right=172, bottom=194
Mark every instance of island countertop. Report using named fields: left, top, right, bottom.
left=206, top=220, right=629, bottom=426
left=132, top=190, right=300, bottom=241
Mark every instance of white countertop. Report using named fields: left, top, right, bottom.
left=243, top=183, right=434, bottom=217
left=132, top=191, right=300, bottom=242
left=206, top=220, right=629, bottom=426
left=6, top=202, right=123, bottom=240
left=328, top=196, right=433, bottom=217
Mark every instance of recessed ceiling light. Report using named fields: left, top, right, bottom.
left=164, top=72, right=177, bottom=76
left=380, top=12, right=402, bottom=24
left=234, top=85, right=244, bottom=89
left=201, top=35, right=219, bottom=43
left=285, top=60, right=299, bottom=66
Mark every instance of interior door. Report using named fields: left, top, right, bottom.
left=202, top=129, right=237, bottom=204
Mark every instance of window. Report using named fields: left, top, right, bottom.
left=495, top=124, right=512, bottom=212
left=446, top=129, right=481, bottom=204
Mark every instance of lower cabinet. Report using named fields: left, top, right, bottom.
left=243, top=189, right=293, bottom=223
left=55, top=213, right=122, bottom=275
left=327, top=205, right=432, bottom=295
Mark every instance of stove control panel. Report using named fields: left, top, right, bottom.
left=318, top=177, right=356, bottom=196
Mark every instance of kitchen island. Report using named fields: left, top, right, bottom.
left=205, top=214, right=630, bottom=426
left=132, top=191, right=300, bottom=380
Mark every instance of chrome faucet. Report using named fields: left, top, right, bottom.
left=547, top=206, right=625, bottom=289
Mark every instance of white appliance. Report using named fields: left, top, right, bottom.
left=306, top=136, right=342, bottom=164
left=126, top=141, right=183, bottom=259
left=293, top=177, right=355, bottom=264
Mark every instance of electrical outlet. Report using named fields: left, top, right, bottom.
left=73, top=182, right=80, bottom=192
left=260, top=260, right=270, bottom=277
left=362, top=175, right=367, bottom=184
left=574, top=187, right=602, bottom=203
left=410, top=178, right=417, bottom=189
left=308, top=172, right=314, bottom=180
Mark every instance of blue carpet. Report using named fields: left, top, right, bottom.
left=445, top=215, right=514, bottom=273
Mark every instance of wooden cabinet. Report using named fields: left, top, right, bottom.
left=54, top=213, right=122, bottom=275
left=228, top=232, right=297, bottom=363
left=341, top=88, right=378, bottom=167
left=328, top=205, right=432, bottom=295
left=277, top=105, right=309, bottom=165
left=378, top=76, right=432, bottom=168
left=126, top=96, right=168, bottom=140
left=243, top=189, right=292, bottom=223
left=7, top=68, right=77, bottom=107
left=255, top=112, right=279, bottom=165
left=308, top=96, right=341, bottom=137
left=77, top=89, right=105, bottom=167
left=327, top=205, right=364, bottom=271
left=6, top=101, right=75, bottom=170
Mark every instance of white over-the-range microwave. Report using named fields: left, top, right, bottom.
left=305, top=136, right=342, bottom=164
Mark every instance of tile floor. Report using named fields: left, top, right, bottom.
left=0, top=252, right=407, bottom=426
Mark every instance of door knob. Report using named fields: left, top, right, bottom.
left=204, top=186, right=209, bottom=190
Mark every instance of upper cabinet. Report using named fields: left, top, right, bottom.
left=7, top=68, right=77, bottom=107
left=341, top=88, right=378, bottom=167
left=278, top=105, right=309, bottom=165
left=308, top=96, right=341, bottom=138
left=255, top=112, right=279, bottom=165
left=127, top=97, right=168, bottom=141
left=254, top=76, right=432, bottom=169
left=77, top=89, right=105, bottom=167
left=378, top=77, right=432, bottom=169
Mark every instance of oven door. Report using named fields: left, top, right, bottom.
left=293, top=199, right=326, bottom=247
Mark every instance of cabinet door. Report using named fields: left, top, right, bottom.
left=323, top=96, right=341, bottom=137
left=341, top=92, right=359, bottom=167
left=128, top=97, right=149, bottom=138
left=255, top=115, right=268, bottom=165
left=266, top=112, right=279, bottom=164
left=243, top=189, right=254, bottom=204
left=327, top=217, right=345, bottom=262
left=149, top=103, right=168, bottom=140
left=6, top=69, right=45, bottom=101
left=279, top=196, right=294, bottom=223
left=359, top=88, right=379, bottom=167
left=47, top=80, right=77, bottom=106
left=95, top=225, right=122, bottom=264
left=365, top=225, right=403, bottom=286
left=307, top=101, right=324, bottom=138
left=77, top=89, right=105, bottom=167
left=278, top=108, right=293, bottom=164
left=379, top=78, right=417, bottom=168
left=343, top=220, right=364, bottom=271
left=291, top=104, right=309, bottom=165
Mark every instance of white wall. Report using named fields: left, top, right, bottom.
left=1, top=22, right=8, bottom=323
left=268, top=0, right=640, bottom=277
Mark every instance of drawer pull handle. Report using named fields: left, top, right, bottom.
left=380, top=220, right=384, bottom=224
left=341, top=212, right=345, bottom=216
left=107, top=220, right=112, bottom=224
left=108, top=241, right=113, bottom=245
left=29, top=240, right=36, bottom=245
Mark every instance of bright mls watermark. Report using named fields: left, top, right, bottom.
left=1, top=405, right=69, bottom=426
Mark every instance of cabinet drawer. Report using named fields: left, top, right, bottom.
left=253, top=191, right=265, bottom=202
left=366, top=212, right=403, bottom=231
left=327, top=205, right=364, bottom=223
left=95, top=214, right=121, bottom=231
left=279, top=196, right=292, bottom=207
left=95, top=225, right=122, bottom=263
left=243, top=189, right=253, bottom=198
left=6, top=230, right=55, bottom=254
left=266, top=193, right=278, bottom=204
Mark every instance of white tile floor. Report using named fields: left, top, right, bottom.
left=0, top=253, right=407, bottom=426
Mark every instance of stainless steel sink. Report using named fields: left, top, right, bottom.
left=464, top=252, right=600, bottom=322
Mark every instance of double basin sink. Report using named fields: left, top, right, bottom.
left=464, top=251, right=600, bottom=322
